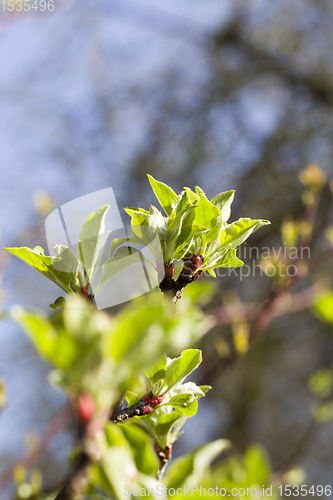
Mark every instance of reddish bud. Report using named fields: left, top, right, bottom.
left=165, top=443, right=173, bottom=460
left=143, top=405, right=153, bottom=414
left=80, top=284, right=89, bottom=298
left=141, top=392, right=154, bottom=403
left=165, top=263, right=174, bottom=276
left=78, top=394, right=96, bottom=422
left=141, top=394, right=164, bottom=410
left=152, top=395, right=164, bottom=406
left=192, top=255, right=203, bottom=273
left=149, top=204, right=161, bottom=214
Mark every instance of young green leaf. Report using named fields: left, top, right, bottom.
left=201, top=215, right=224, bottom=246
left=164, top=394, right=198, bottom=417
left=183, top=187, right=200, bottom=203
left=145, top=355, right=168, bottom=386
left=195, top=195, right=221, bottom=230
left=5, top=246, right=73, bottom=293
left=166, top=207, right=196, bottom=248
left=195, top=186, right=206, bottom=196
left=96, top=248, right=149, bottom=292
left=205, top=248, right=244, bottom=271
left=163, top=349, right=202, bottom=392
left=219, top=218, right=270, bottom=249
left=77, top=205, right=110, bottom=282
left=49, top=296, right=66, bottom=309
left=164, top=439, right=231, bottom=488
left=147, top=175, right=178, bottom=216
left=207, top=268, right=216, bottom=277
left=11, top=307, right=57, bottom=362
left=154, top=411, right=185, bottom=449
left=124, top=207, right=151, bottom=217
left=169, top=190, right=193, bottom=219
left=170, top=382, right=205, bottom=398
left=211, top=190, right=235, bottom=222
left=119, top=424, right=159, bottom=476
left=164, top=207, right=196, bottom=265
left=198, top=385, right=212, bottom=394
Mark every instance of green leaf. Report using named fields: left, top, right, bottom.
left=209, top=248, right=244, bottom=269
left=106, top=297, right=164, bottom=364
left=170, top=190, right=193, bottom=218
left=124, top=207, right=151, bottom=217
left=34, top=246, right=78, bottom=291
left=49, top=296, right=66, bottom=309
left=12, top=306, right=79, bottom=370
left=54, top=245, right=79, bottom=274
left=165, top=207, right=196, bottom=264
left=147, top=174, right=178, bottom=216
left=183, top=187, right=200, bottom=203
left=195, top=186, right=206, bottom=196
left=173, top=224, right=208, bottom=261
left=211, top=190, right=235, bottom=222
left=198, top=385, right=212, bottom=394
left=164, top=439, right=231, bottom=488
left=166, top=207, right=196, bottom=248
left=145, top=355, right=167, bottom=386
left=155, top=412, right=184, bottom=449
left=201, top=215, right=224, bottom=246
left=244, top=444, right=272, bottom=485
left=182, top=281, right=217, bottom=306
left=219, top=218, right=270, bottom=249
left=165, top=394, right=198, bottom=417
left=4, top=246, right=70, bottom=293
left=98, top=442, right=138, bottom=500
left=97, top=249, right=146, bottom=292
left=11, top=307, right=57, bottom=362
left=167, top=393, right=196, bottom=405
left=163, top=349, right=202, bottom=392
left=168, top=413, right=188, bottom=444
left=109, top=235, right=140, bottom=257
left=119, top=424, right=159, bottom=476
left=155, top=411, right=183, bottom=437
left=131, top=210, right=151, bottom=227
left=170, top=382, right=205, bottom=398
left=195, top=195, right=221, bottom=230
left=77, top=205, right=110, bottom=282
left=125, top=391, right=140, bottom=407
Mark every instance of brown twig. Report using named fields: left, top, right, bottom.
left=159, top=255, right=204, bottom=302
left=111, top=395, right=164, bottom=423
left=155, top=444, right=172, bottom=481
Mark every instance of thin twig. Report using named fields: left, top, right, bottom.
left=155, top=444, right=172, bottom=481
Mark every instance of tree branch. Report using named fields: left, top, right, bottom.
left=111, top=395, right=164, bottom=423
